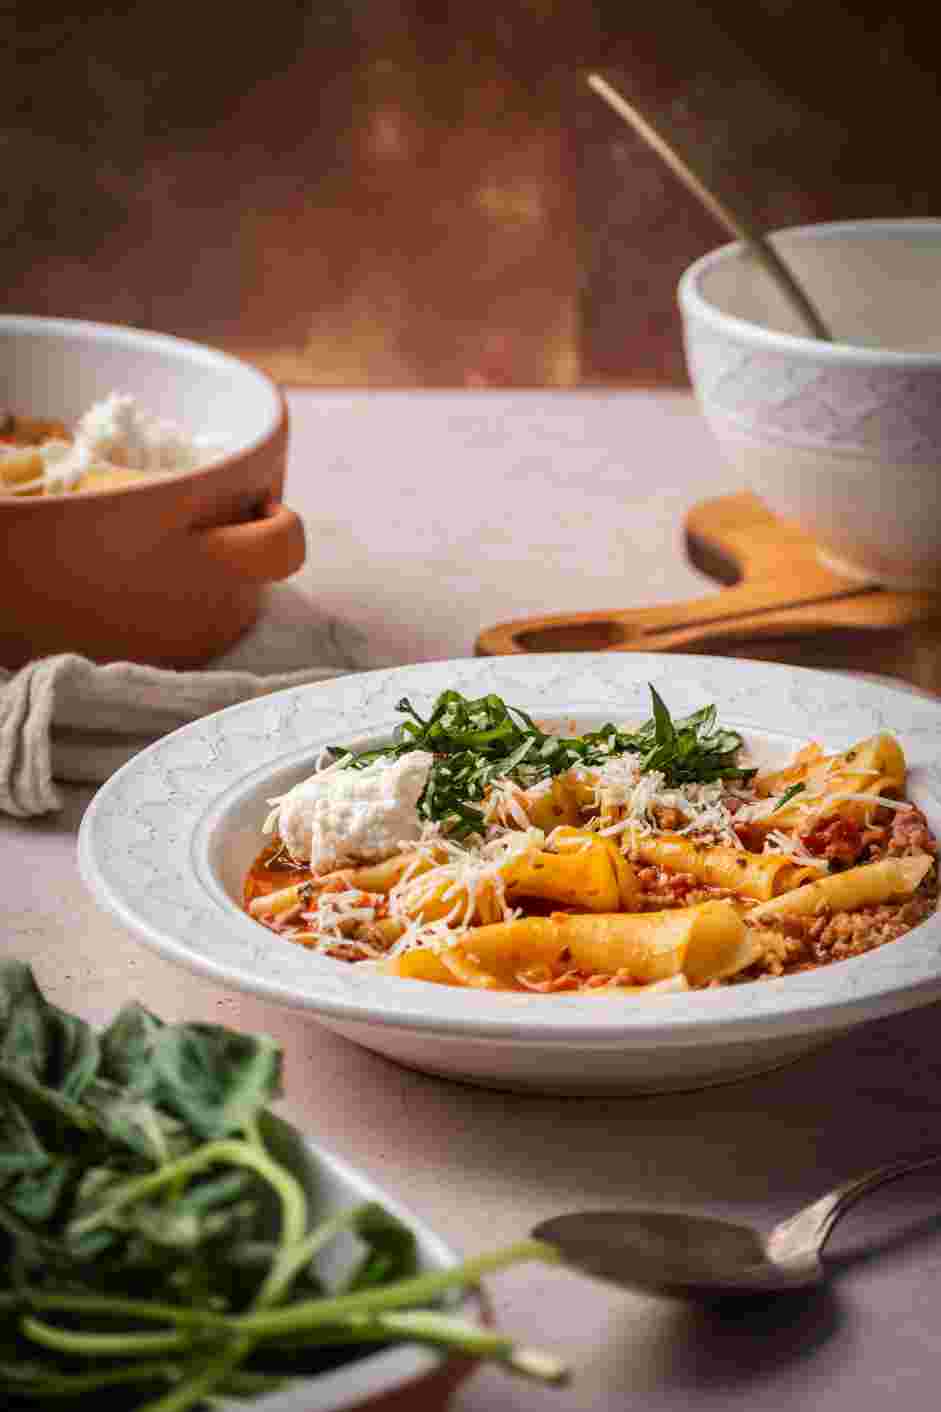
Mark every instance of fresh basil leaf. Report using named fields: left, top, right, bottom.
left=3, top=1157, right=77, bottom=1226
left=0, top=962, right=53, bottom=1081
left=46, top=1009, right=99, bottom=1104
left=0, top=1062, right=96, bottom=1142
left=79, top=1079, right=187, bottom=1166
left=649, top=684, right=676, bottom=750
left=0, top=1098, right=49, bottom=1177
left=0, top=961, right=99, bottom=1101
left=773, top=782, right=806, bottom=811
left=328, top=685, right=753, bottom=834
left=0, top=966, right=563, bottom=1409
left=147, top=1023, right=283, bottom=1141
left=101, top=1006, right=282, bottom=1143
left=343, top=1203, right=418, bottom=1293
left=98, top=1004, right=164, bottom=1092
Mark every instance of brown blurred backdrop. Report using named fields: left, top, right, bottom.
left=2, top=2, right=937, bottom=387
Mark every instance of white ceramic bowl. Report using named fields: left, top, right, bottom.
left=678, top=219, right=941, bottom=589
left=78, top=654, right=941, bottom=1097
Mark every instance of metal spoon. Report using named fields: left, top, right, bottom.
left=533, top=1152, right=941, bottom=1298
left=585, top=72, right=833, bottom=342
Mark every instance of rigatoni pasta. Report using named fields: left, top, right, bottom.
left=632, top=834, right=819, bottom=901
left=243, top=687, right=938, bottom=998
left=749, top=855, right=933, bottom=922
left=747, top=733, right=907, bottom=840
left=387, top=900, right=758, bottom=988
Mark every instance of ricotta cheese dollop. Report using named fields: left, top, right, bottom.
left=34, top=393, right=221, bottom=493
left=271, top=751, right=435, bottom=873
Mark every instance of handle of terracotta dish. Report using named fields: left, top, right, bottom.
left=197, top=497, right=307, bottom=583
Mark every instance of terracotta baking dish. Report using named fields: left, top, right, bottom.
left=0, top=315, right=305, bottom=670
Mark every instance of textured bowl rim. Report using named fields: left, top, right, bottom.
left=0, top=312, right=287, bottom=501
left=677, top=217, right=941, bottom=367
left=77, top=653, right=941, bottom=1050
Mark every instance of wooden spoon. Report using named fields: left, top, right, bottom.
left=586, top=72, right=833, bottom=342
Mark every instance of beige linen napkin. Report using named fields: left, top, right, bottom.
left=0, top=587, right=367, bottom=818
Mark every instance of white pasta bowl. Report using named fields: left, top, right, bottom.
left=78, top=654, right=941, bottom=1096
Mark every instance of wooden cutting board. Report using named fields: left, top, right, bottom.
left=475, top=493, right=941, bottom=693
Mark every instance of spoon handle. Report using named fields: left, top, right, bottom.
left=767, top=1152, right=941, bottom=1262
left=585, top=72, right=833, bottom=343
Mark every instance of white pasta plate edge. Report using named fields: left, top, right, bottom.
left=78, top=654, right=941, bottom=1094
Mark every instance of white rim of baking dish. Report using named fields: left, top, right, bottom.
left=677, top=218, right=941, bottom=367
left=78, top=654, right=941, bottom=1049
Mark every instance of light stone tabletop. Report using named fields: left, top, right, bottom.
left=4, top=390, right=941, bottom=1411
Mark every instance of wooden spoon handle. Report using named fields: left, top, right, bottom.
left=475, top=590, right=934, bottom=657
left=475, top=493, right=941, bottom=658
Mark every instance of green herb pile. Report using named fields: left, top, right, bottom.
left=0, top=963, right=563, bottom=1411
left=332, top=684, right=754, bottom=838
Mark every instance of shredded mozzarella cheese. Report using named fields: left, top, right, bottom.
left=588, top=759, right=742, bottom=845
left=391, top=826, right=541, bottom=937
left=763, top=830, right=830, bottom=870
left=808, top=791, right=911, bottom=812
left=482, top=779, right=535, bottom=830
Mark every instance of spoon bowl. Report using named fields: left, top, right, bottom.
left=533, top=1152, right=941, bottom=1299
left=532, top=1211, right=820, bottom=1299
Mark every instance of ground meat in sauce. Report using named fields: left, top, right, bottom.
left=732, top=820, right=760, bottom=850
left=796, top=804, right=937, bottom=867
left=741, top=881, right=938, bottom=979
left=516, top=968, right=584, bottom=992
left=634, top=864, right=737, bottom=911
left=888, top=805, right=937, bottom=856
left=320, top=941, right=376, bottom=963
left=245, top=826, right=938, bottom=989
left=799, top=816, right=864, bottom=864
